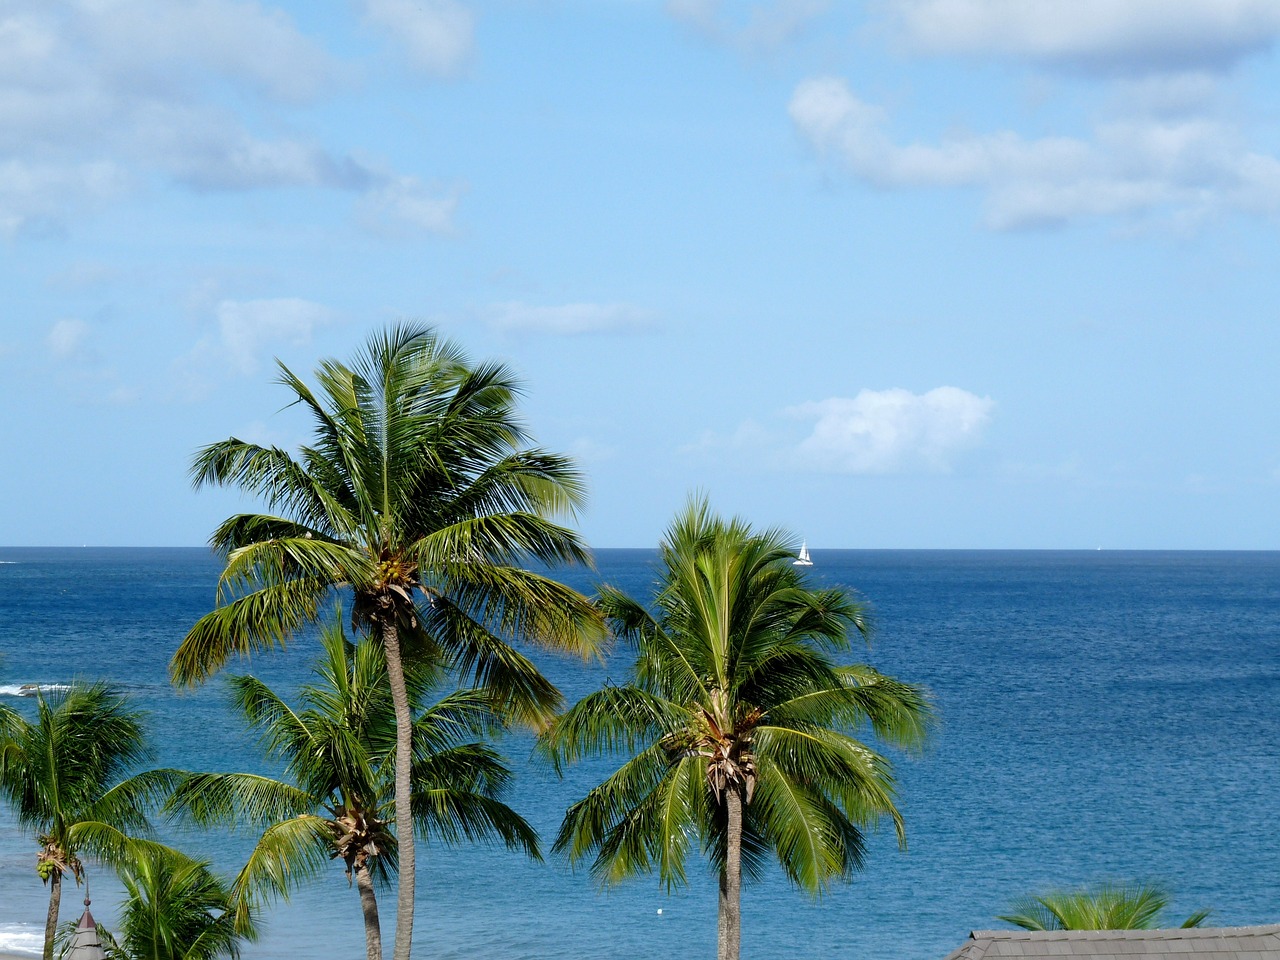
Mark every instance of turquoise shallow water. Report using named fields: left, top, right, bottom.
left=0, top=548, right=1277, bottom=960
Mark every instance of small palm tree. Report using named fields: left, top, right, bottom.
left=0, top=685, right=177, bottom=960
left=170, top=621, right=539, bottom=960
left=539, top=498, right=933, bottom=960
left=999, top=881, right=1212, bottom=931
left=55, top=845, right=254, bottom=960
left=170, top=324, right=604, bottom=960
left=114, top=846, right=255, bottom=960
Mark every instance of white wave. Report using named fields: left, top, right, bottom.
left=0, top=684, right=72, bottom=698
left=0, top=923, right=42, bottom=955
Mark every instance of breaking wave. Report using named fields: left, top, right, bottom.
left=0, top=683, right=72, bottom=698
left=0, top=923, right=42, bottom=955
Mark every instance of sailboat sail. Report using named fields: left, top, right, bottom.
left=793, top=541, right=813, bottom=566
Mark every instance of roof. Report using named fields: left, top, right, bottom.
left=941, top=925, right=1280, bottom=960
left=66, top=899, right=107, bottom=960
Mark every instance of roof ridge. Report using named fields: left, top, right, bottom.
left=968, top=924, right=1280, bottom=942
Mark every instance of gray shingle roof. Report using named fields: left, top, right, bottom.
left=941, top=926, right=1280, bottom=960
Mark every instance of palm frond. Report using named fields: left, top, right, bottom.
left=228, top=815, right=334, bottom=931
left=410, top=787, right=540, bottom=857
left=167, top=773, right=314, bottom=830
left=537, top=686, right=685, bottom=775
left=428, top=561, right=607, bottom=660
left=170, top=578, right=328, bottom=686
left=420, top=596, right=564, bottom=726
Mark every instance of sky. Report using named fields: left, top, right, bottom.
left=4, top=0, right=1280, bottom=549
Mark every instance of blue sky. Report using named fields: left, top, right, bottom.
left=4, top=0, right=1279, bottom=549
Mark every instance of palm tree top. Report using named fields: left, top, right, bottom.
left=171, top=323, right=605, bottom=690
left=541, top=497, right=933, bottom=891
left=999, top=882, right=1212, bottom=931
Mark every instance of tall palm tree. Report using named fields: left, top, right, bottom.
left=0, top=684, right=177, bottom=960
left=169, top=325, right=604, bottom=960
left=539, top=498, right=933, bottom=960
left=170, top=621, right=540, bottom=960
left=999, top=882, right=1212, bottom=931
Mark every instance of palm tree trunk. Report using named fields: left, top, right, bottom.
left=43, top=870, right=61, bottom=960
left=380, top=617, right=416, bottom=960
left=355, top=861, right=383, bottom=960
left=718, top=787, right=743, bottom=960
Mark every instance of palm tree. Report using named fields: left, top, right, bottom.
left=538, top=498, right=933, bottom=960
left=170, top=620, right=540, bottom=960
left=55, top=845, right=255, bottom=960
left=999, top=882, right=1212, bottom=931
left=113, top=845, right=255, bottom=960
left=0, top=684, right=177, bottom=960
left=169, top=325, right=604, bottom=960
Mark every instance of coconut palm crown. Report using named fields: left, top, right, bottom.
left=169, top=621, right=539, bottom=960
left=538, top=498, right=933, bottom=960
left=169, top=324, right=605, bottom=960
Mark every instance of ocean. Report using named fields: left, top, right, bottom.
left=0, top=548, right=1277, bottom=960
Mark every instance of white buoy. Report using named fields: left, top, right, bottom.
left=656, top=909, right=663, bottom=915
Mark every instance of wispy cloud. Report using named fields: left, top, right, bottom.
left=485, top=301, right=656, bottom=336
left=666, top=0, right=830, bottom=54
left=359, top=0, right=474, bottom=76
left=787, top=387, right=995, bottom=473
left=46, top=318, right=90, bottom=360
left=356, top=175, right=462, bottom=236
left=789, top=76, right=1280, bottom=229
left=215, top=298, right=338, bottom=375
left=884, top=0, right=1280, bottom=74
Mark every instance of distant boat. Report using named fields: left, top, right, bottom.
left=793, top=541, right=813, bottom=566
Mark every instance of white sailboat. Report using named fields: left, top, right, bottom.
left=793, top=541, right=813, bottom=566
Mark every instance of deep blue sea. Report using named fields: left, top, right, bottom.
left=0, top=548, right=1277, bottom=960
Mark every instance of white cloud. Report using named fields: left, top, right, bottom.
left=789, top=76, right=1280, bottom=229
left=47, top=319, right=90, bottom=360
left=215, top=298, right=337, bottom=374
left=486, top=302, right=656, bottom=336
left=0, top=2, right=452, bottom=235
left=158, top=121, right=374, bottom=192
left=885, top=0, right=1280, bottom=74
left=360, top=0, right=474, bottom=76
left=79, top=0, right=338, bottom=103
left=666, top=0, right=830, bottom=53
left=787, top=387, right=994, bottom=473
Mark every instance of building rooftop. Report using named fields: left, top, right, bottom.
left=942, top=925, right=1280, bottom=960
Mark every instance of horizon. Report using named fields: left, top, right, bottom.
left=4, top=544, right=1279, bottom=554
